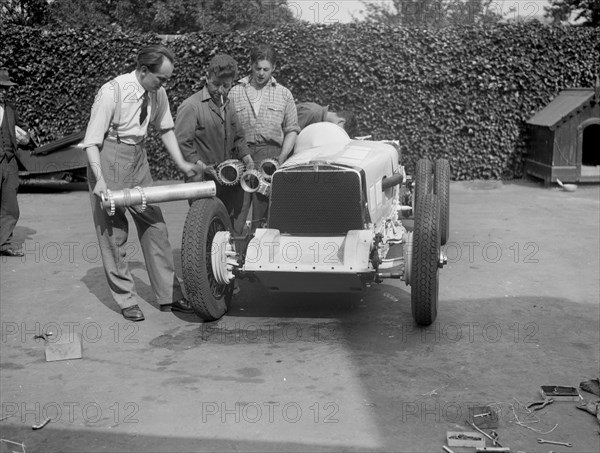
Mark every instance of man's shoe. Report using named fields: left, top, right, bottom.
left=1, top=248, right=24, bottom=257
left=167, top=298, right=195, bottom=314
left=121, top=305, right=145, bottom=321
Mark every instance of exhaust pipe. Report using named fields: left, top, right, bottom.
left=101, top=181, right=216, bottom=216
left=216, top=159, right=245, bottom=186
left=240, top=169, right=261, bottom=193
left=258, top=158, right=279, bottom=182
left=240, top=159, right=279, bottom=197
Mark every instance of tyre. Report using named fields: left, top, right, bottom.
left=182, top=198, right=233, bottom=321
left=411, top=194, right=440, bottom=326
left=434, top=159, right=450, bottom=245
left=414, top=158, right=433, bottom=210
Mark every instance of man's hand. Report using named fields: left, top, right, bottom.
left=204, top=165, right=218, bottom=180
left=15, top=126, right=30, bottom=146
left=244, top=158, right=256, bottom=172
left=93, top=179, right=108, bottom=200
left=180, top=161, right=202, bottom=178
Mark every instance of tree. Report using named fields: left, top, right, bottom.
left=358, top=0, right=502, bottom=27
left=545, top=0, right=600, bottom=26
left=42, top=0, right=298, bottom=33
left=0, top=0, right=48, bottom=26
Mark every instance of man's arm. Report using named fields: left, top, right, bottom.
left=174, top=101, right=200, bottom=165
left=83, top=84, right=116, bottom=198
left=278, top=88, right=301, bottom=164
left=160, top=129, right=203, bottom=177
left=85, top=145, right=107, bottom=198
left=231, top=105, right=254, bottom=168
left=277, top=131, right=298, bottom=164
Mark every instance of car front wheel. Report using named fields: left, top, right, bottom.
left=182, top=198, right=233, bottom=321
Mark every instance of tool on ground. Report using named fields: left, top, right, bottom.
left=34, top=331, right=82, bottom=362
left=0, top=438, right=26, bottom=453
left=32, top=417, right=51, bottom=430
left=467, top=420, right=504, bottom=448
left=490, top=430, right=500, bottom=446
left=540, top=385, right=581, bottom=401
left=468, top=405, right=499, bottom=429
left=526, top=398, right=554, bottom=411
left=442, top=445, right=455, bottom=453
left=447, top=431, right=486, bottom=448
left=537, top=438, right=572, bottom=447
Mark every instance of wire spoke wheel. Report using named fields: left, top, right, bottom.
left=182, top=198, right=233, bottom=321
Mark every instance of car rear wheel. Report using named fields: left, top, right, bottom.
left=434, top=159, right=450, bottom=245
left=411, top=194, right=440, bottom=326
left=414, top=158, right=433, bottom=210
left=182, top=198, right=233, bottom=321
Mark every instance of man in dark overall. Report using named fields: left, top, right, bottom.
left=175, top=54, right=254, bottom=236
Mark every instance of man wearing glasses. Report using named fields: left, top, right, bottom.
left=83, top=45, right=201, bottom=322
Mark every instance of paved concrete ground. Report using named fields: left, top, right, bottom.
left=1, top=179, right=599, bottom=452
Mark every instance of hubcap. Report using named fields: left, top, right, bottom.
left=211, top=230, right=237, bottom=286
left=206, top=219, right=227, bottom=297
left=438, top=250, right=447, bottom=268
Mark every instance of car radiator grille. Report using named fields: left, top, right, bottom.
left=268, top=167, right=364, bottom=235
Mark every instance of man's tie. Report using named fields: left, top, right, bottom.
left=139, top=91, right=148, bottom=124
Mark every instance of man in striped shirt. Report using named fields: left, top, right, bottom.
left=229, top=43, right=300, bottom=230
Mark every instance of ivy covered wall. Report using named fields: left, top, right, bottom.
left=1, top=23, right=598, bottom=180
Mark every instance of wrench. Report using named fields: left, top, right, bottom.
left=537, top=438, right=572, bottom=447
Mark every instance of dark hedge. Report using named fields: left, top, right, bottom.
left=1, top=23, right=598, bottom=180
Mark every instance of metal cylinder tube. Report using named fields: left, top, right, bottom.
left=101, top=181, right=217, bottom=215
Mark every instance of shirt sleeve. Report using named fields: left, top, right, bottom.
left=230, top=101, right=250, bottom=160
left=82, top=82, right=116, bottom=148
left=281, top=88, right=300, bottom=135
left=174, top=100, right=199, bottom=164
left=152, top=87, right=175, bottom=131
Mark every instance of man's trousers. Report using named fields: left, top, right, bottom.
left=88, top=139, right=184, bottom=310
left=0, top=156, right=20, bottom=251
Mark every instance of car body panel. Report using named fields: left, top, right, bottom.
left=284, top=123, right=400, bottom=227
left=242, top=123, right=404, bottom=292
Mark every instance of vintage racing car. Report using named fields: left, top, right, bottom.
left=180, top=123, right=450, bottom=326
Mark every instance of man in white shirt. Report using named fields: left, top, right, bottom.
left=83, top=45, right=200, bottom=322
